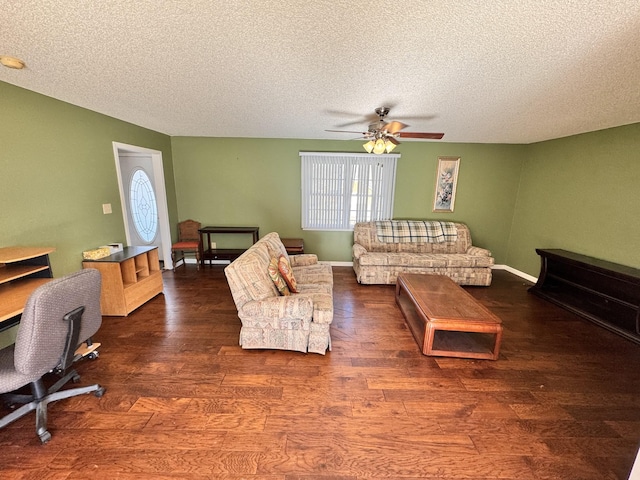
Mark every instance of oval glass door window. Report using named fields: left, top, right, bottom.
left=129, top=168, right=158, bottom=243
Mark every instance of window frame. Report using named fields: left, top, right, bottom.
left=300, top=152, right=399, bottom=231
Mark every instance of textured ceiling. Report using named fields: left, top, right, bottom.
left=2, top=1, right=640, bottom=144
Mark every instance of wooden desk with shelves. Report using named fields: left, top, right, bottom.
left=82, top=246, right=163, bottom=316
left=0, top=247, right=55, bottom=332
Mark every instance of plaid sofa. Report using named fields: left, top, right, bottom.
left=352, top=221, right=494, bottom=286
left=224, top=232, right=333, bottom=354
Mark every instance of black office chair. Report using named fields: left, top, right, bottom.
left=0, top=269, right=105, bottom=443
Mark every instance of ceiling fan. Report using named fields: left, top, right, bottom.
left=326, top=107, right=444, bottom=154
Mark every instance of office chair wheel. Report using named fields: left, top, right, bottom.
left=94, top=387, right=106, bottom=398
left=87, top=351, right=99, bottom=360
left=39, top=430, right=52, bottom=444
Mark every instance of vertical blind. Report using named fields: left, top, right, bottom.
left=300, top=152, right=399, bottom=230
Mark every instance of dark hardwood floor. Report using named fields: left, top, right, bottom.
left=1, top=266, right=639, bottom=479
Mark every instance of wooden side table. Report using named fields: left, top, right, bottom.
left=281, top=238, right=304, bottom=255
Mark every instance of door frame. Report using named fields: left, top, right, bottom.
left=112, top=141, right=173, bottom=270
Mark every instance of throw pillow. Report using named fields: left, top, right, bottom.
left=268, top=257, right=290, bottom=296
left=278, top=254, right=298, bottom=293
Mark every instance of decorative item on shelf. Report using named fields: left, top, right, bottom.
left=100, top=243, right=124, bottom=255
left=82, top=247, right=111, bottom=260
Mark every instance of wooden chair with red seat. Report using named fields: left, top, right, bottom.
left=171, top=219, right=201, bottom=271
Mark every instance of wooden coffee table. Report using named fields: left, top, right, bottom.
left=395, top=273, right=503, bottom=360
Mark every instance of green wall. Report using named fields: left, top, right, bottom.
left=507, top=122, right=640, bottom=276
left=171, top=137, right=525, bottom=263
left=3, top=79, right=639, bottom=280
left=4, top=80, right=639, bottom=348
left=0, top=82, right=177, bottom=275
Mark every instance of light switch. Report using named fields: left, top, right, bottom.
left=102, top=203, right=112, bottom=214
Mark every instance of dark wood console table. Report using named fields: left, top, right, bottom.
left=198, top=226, right=259, bottom=266
left=529, top=249, right=640, bottom=344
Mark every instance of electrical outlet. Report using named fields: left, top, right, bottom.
left=210, top=242, right=216, bottom=249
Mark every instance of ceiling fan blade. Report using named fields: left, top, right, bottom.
left=383, top=121, right=408, bottom=134
left=333, top=118, right=375, bottom=128
left=326, top=109, right=380, bottom=128
left=397, top=132, right=444, bottom=140
left=326, top=129, right=369, bottom=135
left=390, top=114, right=437, bottom=121
left=325, top=109, right=362, bottom=117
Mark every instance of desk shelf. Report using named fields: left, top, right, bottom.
left=0, top=247, right=55, bottom=331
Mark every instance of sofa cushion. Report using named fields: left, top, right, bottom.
left=357, top=252, right=494, bottom=268
left=301, top=292, right=333, bottom=325
left=375, top=220, right=457, bottom=243
left=289, top=254, right=319, bottom=267
left=444, top=253, right=494, bottom=268
left=297, top=283, right=333, bottom=295
left=238, top=295, right=313, bottom=323
left=262, top=232, right=290, bottom=260
left=224, top=243, right=278, bottom=307
left=293, top=264, right=334, bottom=286
left=354, top=221, right=470, bottom=254
left=278, top=254, right=298, bottom=293
left=268, top=257, right=291, bottom=296
left=358, top=252, right=447, bottom=268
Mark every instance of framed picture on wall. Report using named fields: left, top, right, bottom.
left=432, top=156, right=460, bottom=212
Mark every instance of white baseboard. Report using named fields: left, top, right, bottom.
left=177, top=257, right=538, bottom=283
left=491, top=264, right=537, bottom=283
left=326, top=261, right=353, bottom=267
left=629, top=447, right=640, bottom=480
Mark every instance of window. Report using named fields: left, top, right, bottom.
left=300, top=152, right=399, bottom=231
left=129, top=168, right=158, bottom=243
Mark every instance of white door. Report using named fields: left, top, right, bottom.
left=113, top=142, right=173, bottom=269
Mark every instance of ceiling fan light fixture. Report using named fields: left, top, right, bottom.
left=363, top=140, right=375, bottom=153
left=384, top=140, right=397, bottom=153
left=363, top=137, right=397, bottom=154
left=372, top=138, right=386, bottom=154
